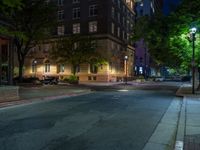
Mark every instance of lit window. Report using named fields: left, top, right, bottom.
left=90, top=64, right=98, bottom=74
left=32, top=60, right=37, bottom=73
left=72, top=7, right=80, bottom=19
left=44, top=60, right=50, bottom=73
left=57, top=25, right=65, bottom=35
left=89, top=5, right=98, bottom=17
left=89, top=21, right=97, bottom=33
left=111, top=23, right=115, bottom=34
left=73, top=23, right=80, bottom=34
left=60, top=64, right=65, bottom=73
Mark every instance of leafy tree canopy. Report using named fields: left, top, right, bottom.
left=133, top=0, right=200, bottom=73
left=50, top=35, right=106, bottom=75
left=0, top=0, right=57, bottom=80
left=0, top=0, right=22, bottom=11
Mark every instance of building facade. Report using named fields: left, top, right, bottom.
left=134, top=0, right=164, bottom=77
left=24, top=0, right=136, bottom=82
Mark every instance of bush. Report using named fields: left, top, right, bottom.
left=63, top=75, right=79, bottom=84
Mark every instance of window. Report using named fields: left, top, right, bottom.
left=73, top=7, right=80, bottom=19
left=89, top=5, right=98, bottom=17
left=43, top=44, right=49, bottom=53
left=90, top=64, right=98, bottom=74
left=57, top=25, right=65, bottom=35
left=71, top=65, right=80, bottom=74
left=58, top=10, right=64, bottom=21
left=112, top=7, right=115, bottom=19
left=58, top=0, right=64, bottom=6
left=60, top=64, right=65, bottom=73
left=123, top=17, right=125, bottom=26
left=117, top=27, right=120, bottom=37
left=89, top=21, right=97, bottom=33
left=32, top=60, right=37, bottom=73
left=127, top=33, right=130, bottom=41
left=111, top=41, right=114, bottom=49
left=117, top=0, right=120, bottom=8
left=44, top=60, right=50, bottom=73
left=73, top=0, right=80, bottom=3
left=74, top=42, right=79, bottom=49
left=73, top=23, right=80, bottom=34
left=111, top=23, right=115, bottom=34
left=118, top=12, right=120, bottom=23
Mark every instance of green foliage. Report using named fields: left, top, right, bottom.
left=132, top=0, right=200, bottom=72
left=63, top=75, right=79, bottom=84
left=50, top=35, right=106, bottom=75
left=0, top=0, right=22, bottom=12
left=0, top=0, right=56, bottom=80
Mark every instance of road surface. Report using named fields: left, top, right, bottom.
left=0, top=84, right=180, bottom=150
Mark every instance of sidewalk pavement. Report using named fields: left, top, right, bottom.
left=0, top=85, right=91, bottom=108
left=175, top=83, right=200, bottom=150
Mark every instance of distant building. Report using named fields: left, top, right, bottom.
left=24, top=0, right=136, bottom=82
left=134, top=0, right=164, bottom=77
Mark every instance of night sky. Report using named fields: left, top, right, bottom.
left=163, top=0, right=181, bottom=15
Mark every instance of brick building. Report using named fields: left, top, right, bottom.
left=24, top=0, right=136, bottom=82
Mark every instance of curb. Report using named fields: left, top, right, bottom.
left=143, top=97, right=182, bottom=150
left=174, top=97, right=186, bottom=150
left=0, top=90, right=92, bottom=109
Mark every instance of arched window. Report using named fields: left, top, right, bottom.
left=44, top=60, right=50, bottom=73
left=90, top=64, right=98, bottom=74
left=32, top=60, right=37, bottom=73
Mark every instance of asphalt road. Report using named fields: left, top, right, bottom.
left=0, top=85, right=179, bottom=150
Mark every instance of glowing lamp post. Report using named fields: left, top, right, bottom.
left=190, top=27, right=197, bottom=94
left=124, top=55, right=128, bottom=85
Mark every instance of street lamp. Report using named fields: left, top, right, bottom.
left=190, top=27, right=197, bottom=94
left=124, top=55, right=128, bottom=85
left=33, top=59, right=37, bottom=77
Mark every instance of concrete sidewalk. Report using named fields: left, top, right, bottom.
left=175, top=84, right=200, bottom=150
left=0, top=85, right=91, bottom=108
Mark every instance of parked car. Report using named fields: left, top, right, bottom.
left=181, top=76, right=191, bottom=82
left=41, top=77, right=58, bottom=85
left=172, top=76, right=182, bottom=81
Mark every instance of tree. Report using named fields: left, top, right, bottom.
left=50, top=35, right=106, bottom=75
left=0, top=0, right=22, bottom=11
left=132, top=0, right=200, bottom=73
left=0, top=0, right=56, bottom=81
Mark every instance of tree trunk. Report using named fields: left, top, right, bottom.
left=72, top=65, right=76, bottom=76
left=18, top=59, right=24, bottom=82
